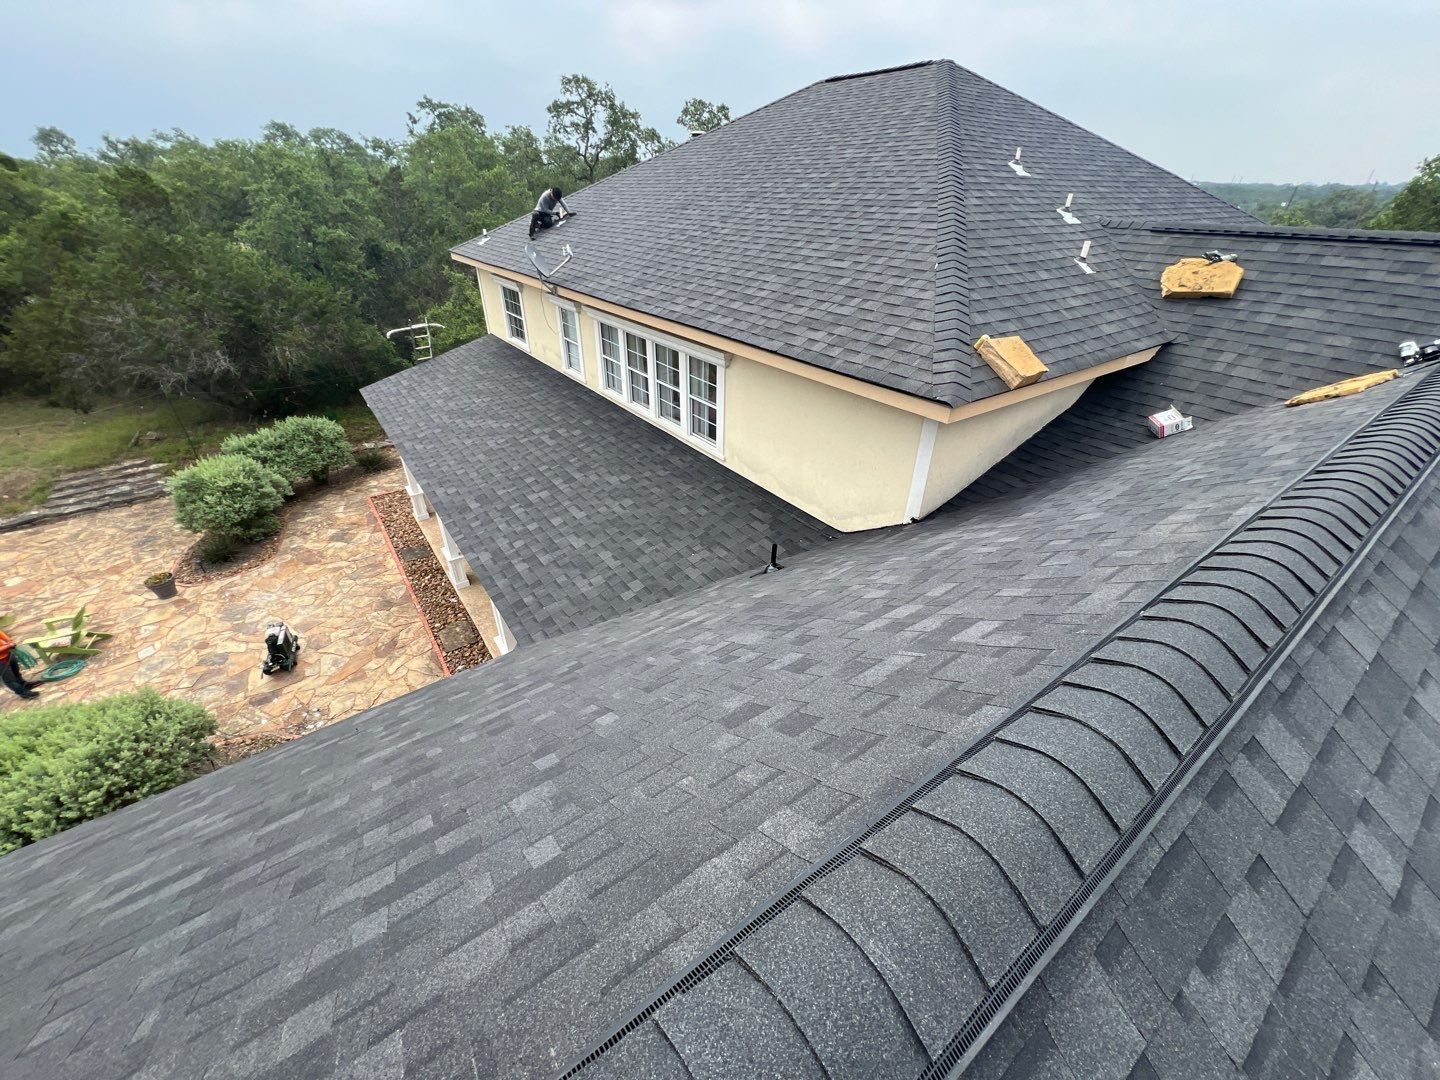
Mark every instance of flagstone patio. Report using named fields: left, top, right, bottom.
left=0, top=462, right=444, bottom=736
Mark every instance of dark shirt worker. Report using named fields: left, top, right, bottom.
left=528, top=187, right=572, bottom=239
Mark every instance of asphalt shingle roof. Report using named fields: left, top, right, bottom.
left=453, top=61, right=1253, bottom=408
left=560, top=368, right=1440, bottom=1078
left=0, top=370, right=1427, bottom=1080
left=958, top=222, right=1440, bottom=505
left=972, top=463, right=1440, bottom=1080
left=362, top=335, right=833, bottom=644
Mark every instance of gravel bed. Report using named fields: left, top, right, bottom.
left=371, top=489, right=489, bottom=673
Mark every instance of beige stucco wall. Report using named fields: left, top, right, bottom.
left=724, top=358, right=924, bottom=531
left=477, top=269, right=924, bottom=531
left=919, top=379, right=1092, bottom=518
left=475, top=268, right=1100, bottom=532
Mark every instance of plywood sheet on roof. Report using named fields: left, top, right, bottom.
left=973, top=334, right=1048, bottom=390
left=1285, top=369, right=1398, bottom=406
left=1160, top=258, right=1245, bottom=299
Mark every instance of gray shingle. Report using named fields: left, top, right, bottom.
left=363, top=335, right=832, bottom=643
left=453, top=62, right=1250, bottom=409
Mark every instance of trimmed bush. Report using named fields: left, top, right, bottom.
left=221, top=415, right=354, bottom=485
left=168, top=453, right=290, bottom=543
left=217, top=427, right=285, bottom=476
left=0, top=689, right=217, bottom=854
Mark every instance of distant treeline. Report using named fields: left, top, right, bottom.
left=1199, top=181, right=1404, bottom=228
left=0, top=78, right=730, bottom=415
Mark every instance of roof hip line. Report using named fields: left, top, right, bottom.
left=931, top=59, right=973, bottom=395
left=556, top=367, right=1440, bottom=1080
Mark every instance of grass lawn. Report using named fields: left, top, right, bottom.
left=0, top=396, right=387, bottom=516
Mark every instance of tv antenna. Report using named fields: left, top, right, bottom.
left=386, top=321, right=445, bottom=362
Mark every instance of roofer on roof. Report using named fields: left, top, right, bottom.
left=528, top=186, right=572, bottom=239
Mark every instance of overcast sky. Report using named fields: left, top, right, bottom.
left=3, top=0, right=1434, bottom=184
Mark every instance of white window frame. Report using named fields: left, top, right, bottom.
left=589, top=312, right=727, bottom=454
left=494, top=275, right=529, bottom=350
left=551, top=297, right=585, bottom=379
left=597, top=322, right=626, bottom=396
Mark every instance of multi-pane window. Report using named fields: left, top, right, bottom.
left=499, top=282, right=526, bottom=343
left=624, top=332, right=650, bottom=408
left=654, top=344, right=682, bottom=425
left=595, top=319, right=723, bottom=450
left=688, top=357, right=720, bottom=444
left=599, top=324, right=624, bottom=393
left=557, top=305, right=582, bottom=373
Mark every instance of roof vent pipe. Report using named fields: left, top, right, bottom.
left=1074, top=239, right=1095, bottom=275
left=1056, top=193, right=1080, bottom=225
left=1008, top=147, right=1030, bottom=177
left=755, top=543, right=784, bottom=575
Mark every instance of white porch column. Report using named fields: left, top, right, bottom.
left=435, top=516, right=471, bottom=592
left=490, top=601, right=514, bottom=656
left=402, top=459, right=430, bottom=520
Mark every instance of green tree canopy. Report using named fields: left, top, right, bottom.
left=1369, top=155, right=1440, bottom=231
left=545, top=74, right=672, bottom=184
left=0, top=76, right=720, bottom=415
left=676, top=98, right=732, bottom=133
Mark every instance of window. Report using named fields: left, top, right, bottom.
left=557, top=304, right=582, bottom=374
left=688, top=356, right=720, bottom=444
left=654, top=344, right=682, bottom=425
left=599, top=323, right=624, bottom=394
left=593, top=318, right=725, bottom=451
left=624, top=332, right=650, bottom=408
left=499, top=281, right=526, bottom=343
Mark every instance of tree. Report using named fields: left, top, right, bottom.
left=1254, top=202, right=1314, bottom=227
left=1369, top=155, right=1440, bottom=232
left=676, top=98, right=731, bottom=134
left=0, top=78, right=711, bottom=416
left=546, top=74, right=670, bottom=184
left=31, top=126, right=77, bottom=163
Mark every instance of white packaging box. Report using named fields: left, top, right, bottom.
left=1147, top=406, right=1194, bottom=439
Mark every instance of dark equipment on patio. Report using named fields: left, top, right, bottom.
left=261, top=621, right=301, bottom=676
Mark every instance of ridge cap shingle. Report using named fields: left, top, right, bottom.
left=931, top=58, right=975, bottom=400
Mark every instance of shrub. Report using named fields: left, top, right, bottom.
left=167, top=453, right=290, bottom=543
left=353, top=447, right=389, bottom=472
left=197, top=532, right=242, bottom=564
left=274, top=415, right=354, bottom=483
left=0, top=689, right=217, bottom=854
left=222, top=415, right=353, bottom=484
left=217, top=427, right=284, bottom=476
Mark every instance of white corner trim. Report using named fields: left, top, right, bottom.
left=905, top=418, right=939, bottom=522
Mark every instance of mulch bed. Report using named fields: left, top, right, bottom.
left=370, top=489, right=490, bottom=674
left=173, top=530, right=284, bottom=585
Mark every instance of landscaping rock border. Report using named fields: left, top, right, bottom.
left=369, top=490, right=489, bottom=675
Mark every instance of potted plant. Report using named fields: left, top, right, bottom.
left=144, top=571, right=178, bottom=599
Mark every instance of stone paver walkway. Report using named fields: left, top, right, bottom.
left=0, top=464, right=444, bottom=736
